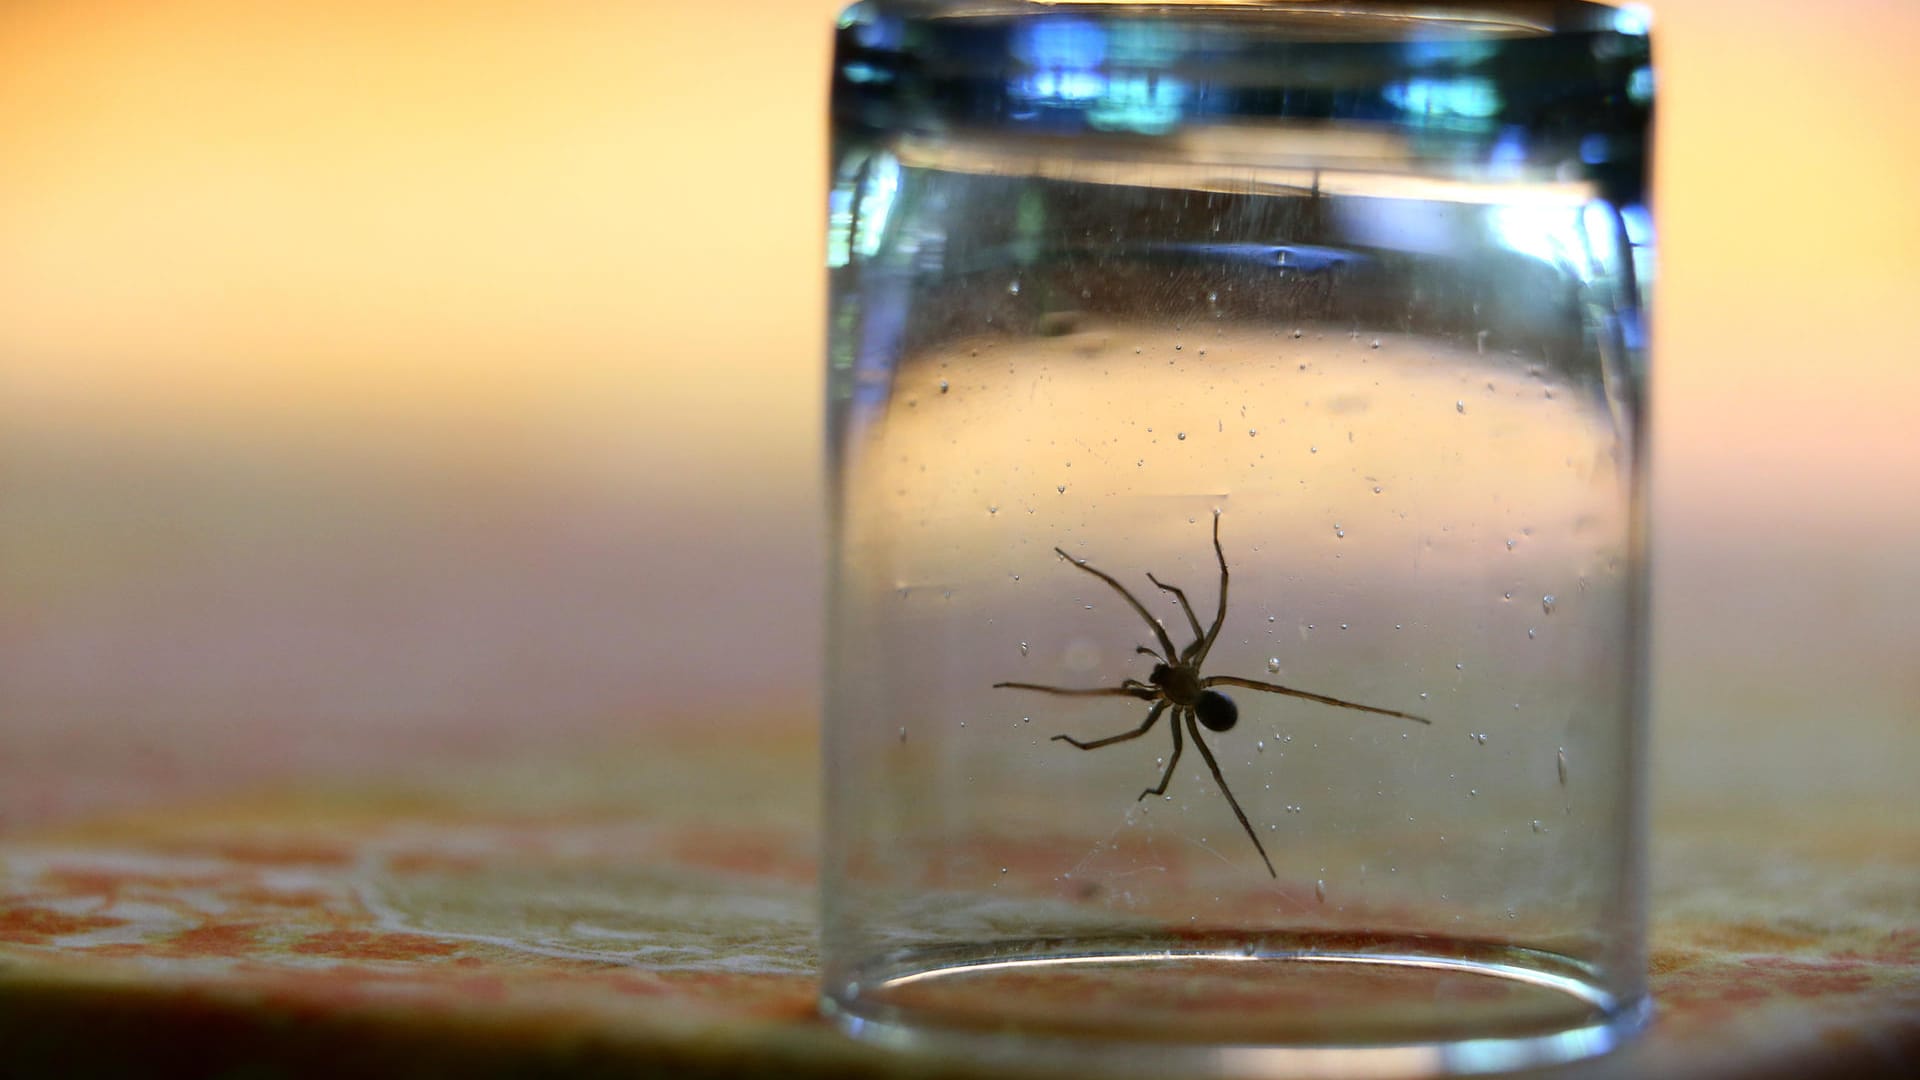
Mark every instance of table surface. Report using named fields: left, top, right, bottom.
left=1, top=713, right=1915, bottom=1079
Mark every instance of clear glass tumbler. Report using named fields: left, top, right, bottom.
left=823, top=2, right=1653, bottom=1073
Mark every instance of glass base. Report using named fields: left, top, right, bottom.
left=823, top=933, right=1650, bottom=1077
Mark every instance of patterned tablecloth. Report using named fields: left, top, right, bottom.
left=1, top=714, right=1914, bottom=1078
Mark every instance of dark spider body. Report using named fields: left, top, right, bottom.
left=995, top=512, right=1429, bottom=878
left=1147, top=663, right=1237, bottom=731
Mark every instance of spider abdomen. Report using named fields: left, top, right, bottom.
left=1195, top=690, right=1238, bottom=732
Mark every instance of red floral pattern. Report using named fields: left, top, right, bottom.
left=1, top=728, right=1914, bottom=1076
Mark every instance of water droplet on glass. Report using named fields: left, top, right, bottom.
left=1256, top=740, right=1265, bottom=752
left=898, top=726, right=908, bottom=743
left=1335, top=528, right=1345, bottom=538
left=1370, top=338, right=1381, bottom=349
left=1340, top=623, right=1349, bottom=630
left=1267, top=657, right=1281, bottom=673
left=1557, top=748, right=1569, bottom=785
left=938, top=379, right=950, bottom=393
left=1456, top=401, right=1466, bottom=414
left=1528, top=627, right=1537, bottom=639
left=1019, top=641, right=1029, bottom=656
left=1419, top=692, right=1429, bottom=700
left=1057, top=484, right=1067, bottom=494
left=1506, top=538, right=1516, bottom=550
left=988, top=505, right=999, bottom=515
left=1455, top=662, right=1464, bottom=671
left=1249, top=429, right=1258, bottom=437
left=1292, top=328, right=1304, bottom=339
left=1542, top=594, right=1557, bottom=614
left=1007, top=280, right=1021, bottom=295
left=1469, top=789, right=1479, bottom=797
left=1476, top=733, right=1488, bottom=745
left=1177, top=432, right=1187, bottom=441
left=1315, top=879, right=1327, bottom=903
left=1373, top=485, right=1383, bottom=494
left=1207, top=291, right=1219, bottom=303
left=1531, top=819, right=1544, bottom=833
left=1309, top=445, right=1318, bottom=454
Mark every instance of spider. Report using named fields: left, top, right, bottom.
left=994, top=512, right=1430, bottom=878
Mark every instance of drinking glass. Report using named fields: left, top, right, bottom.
left=824, top=2, right=1653, bottom=1073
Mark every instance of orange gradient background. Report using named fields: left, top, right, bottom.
left=2, top=0, right=1916, bottom=827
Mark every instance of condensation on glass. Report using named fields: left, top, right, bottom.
left=823, top=2, right=1654, bottom=1074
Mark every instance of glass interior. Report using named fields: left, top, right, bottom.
left=824, top=1, right=1651, bottom=1070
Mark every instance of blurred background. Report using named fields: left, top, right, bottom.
left=2, top=0, right=1915, bottom=831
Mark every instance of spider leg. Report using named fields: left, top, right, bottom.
left=1195, top=512, right=1230, bottom=665
left=1186, top=711, right=1276, bottom=878
left=1137, top=708, right=1186, bottom=800
left=994, top=682, right=1157, bottom=700
left=1052, top=700, right=1168, bottom=750
left=1053, top=547, right=1180, bottom=661
left=1136, top=646, right=1167, bottom=663
left=1145, top=573, right=1205, bottom=656
left=1202, top=675, right=1430, bottom=725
